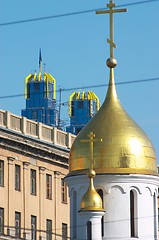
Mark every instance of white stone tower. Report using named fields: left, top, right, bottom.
left=65, top=1, right=159, bottom=239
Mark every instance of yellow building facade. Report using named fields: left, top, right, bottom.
left=0, top=110, right=75, bottom=240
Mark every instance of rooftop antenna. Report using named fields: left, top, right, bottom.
left=39, top=48, right=42, bottom=74
left=43, top=63, right=46, bottom=72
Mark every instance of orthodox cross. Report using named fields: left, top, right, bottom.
left=96, top=1, right=127, bottom=58
left=81, top=132, right=102, bottom=171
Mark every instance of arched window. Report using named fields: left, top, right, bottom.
left=87, top=221, right=92, bottom=240
left=97, top=189, right=104, bottom=237
left=130, top=190, right=135, bottom=237
left=130, top=190, right=138, bottom=238
left=153, top=192, right=157, bottom=239
left=73, top=191, right=77, bottom=239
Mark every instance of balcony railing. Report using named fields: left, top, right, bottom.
left=0, top=110, right=76, bottom=149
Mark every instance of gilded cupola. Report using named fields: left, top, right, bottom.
left=80, top=169, right=104, bottom=212
left=67, top=0, right=157, bottom=177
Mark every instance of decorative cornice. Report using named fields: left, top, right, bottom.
left=0, top=127, right=69, bottom=169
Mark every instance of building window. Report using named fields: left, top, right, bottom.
left=153, top=193, right=157, bottom=238
left=130, top=190, right=138, bottom=238
left=130, top=190, right=135, bottom=237
left=30, top=170, right=36, bottom=195
left=61, top=179, right=67, bottom=203
left=71, top=102, right=74, bottom=116
left=46, top=174, right=52, bottom=199
left=73, top=191, right=77, bottom=239
left=0, top=161, right=4, bottom=187
left=46, top=219, right=52, bottom=240
left=62, top=223, right=67, bottom=240
left=31, top=215, right=37, bottom=240
left=97, top=189, right=104, bottom=237
left=15, top=212, right=21, bottom=238
left=87, top=221, right=92, bottom=240
left=0, top=208, right=4, bottom=235
left=15, top=165, right=20, bottom=191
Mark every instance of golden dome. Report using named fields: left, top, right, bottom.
left=68, top=69, right=157, bottom=176
left=80, top=170, right=104, bottom=212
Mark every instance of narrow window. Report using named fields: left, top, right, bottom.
left=158, top=208, right=159, bottom=231
left=73, top=191, right=77, bottom=239
left=130, top=190, right=136, bottom=237
left=27, top=84, right=30, bottom=98
left=97, top=189, right=104, bottom=237
left=87, top=221, right=92, bottom=240
left=30, top=170, right=36, bottom=195
left=46, top=219, right=52, bottom=240
left=0, top=161, right=4, bottom=187
left=15, top=165, right=20, bottom=191
left=71, top=102, right=74, bottom=116
left=31, top=215, right=37, bottom=240
left=62, top=223, right=67, bottom=240
left=0, top=208, right=4, bottom=235
left=15, top=212, right=21, bottom=237
left=153, top=193, right=157, bottom=238
left=46, top=174, right=52, bottom=199
left=61, top=179, right=67, bottom=204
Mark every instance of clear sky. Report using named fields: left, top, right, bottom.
left=0, top=0, right=159, bottom=161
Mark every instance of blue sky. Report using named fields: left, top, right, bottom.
left=1, top=0, right=159, bottom=161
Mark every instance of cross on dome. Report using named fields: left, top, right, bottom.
left=80, top=132, right=102, bottom=171
left=96, top=1, right=127, bottom=67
